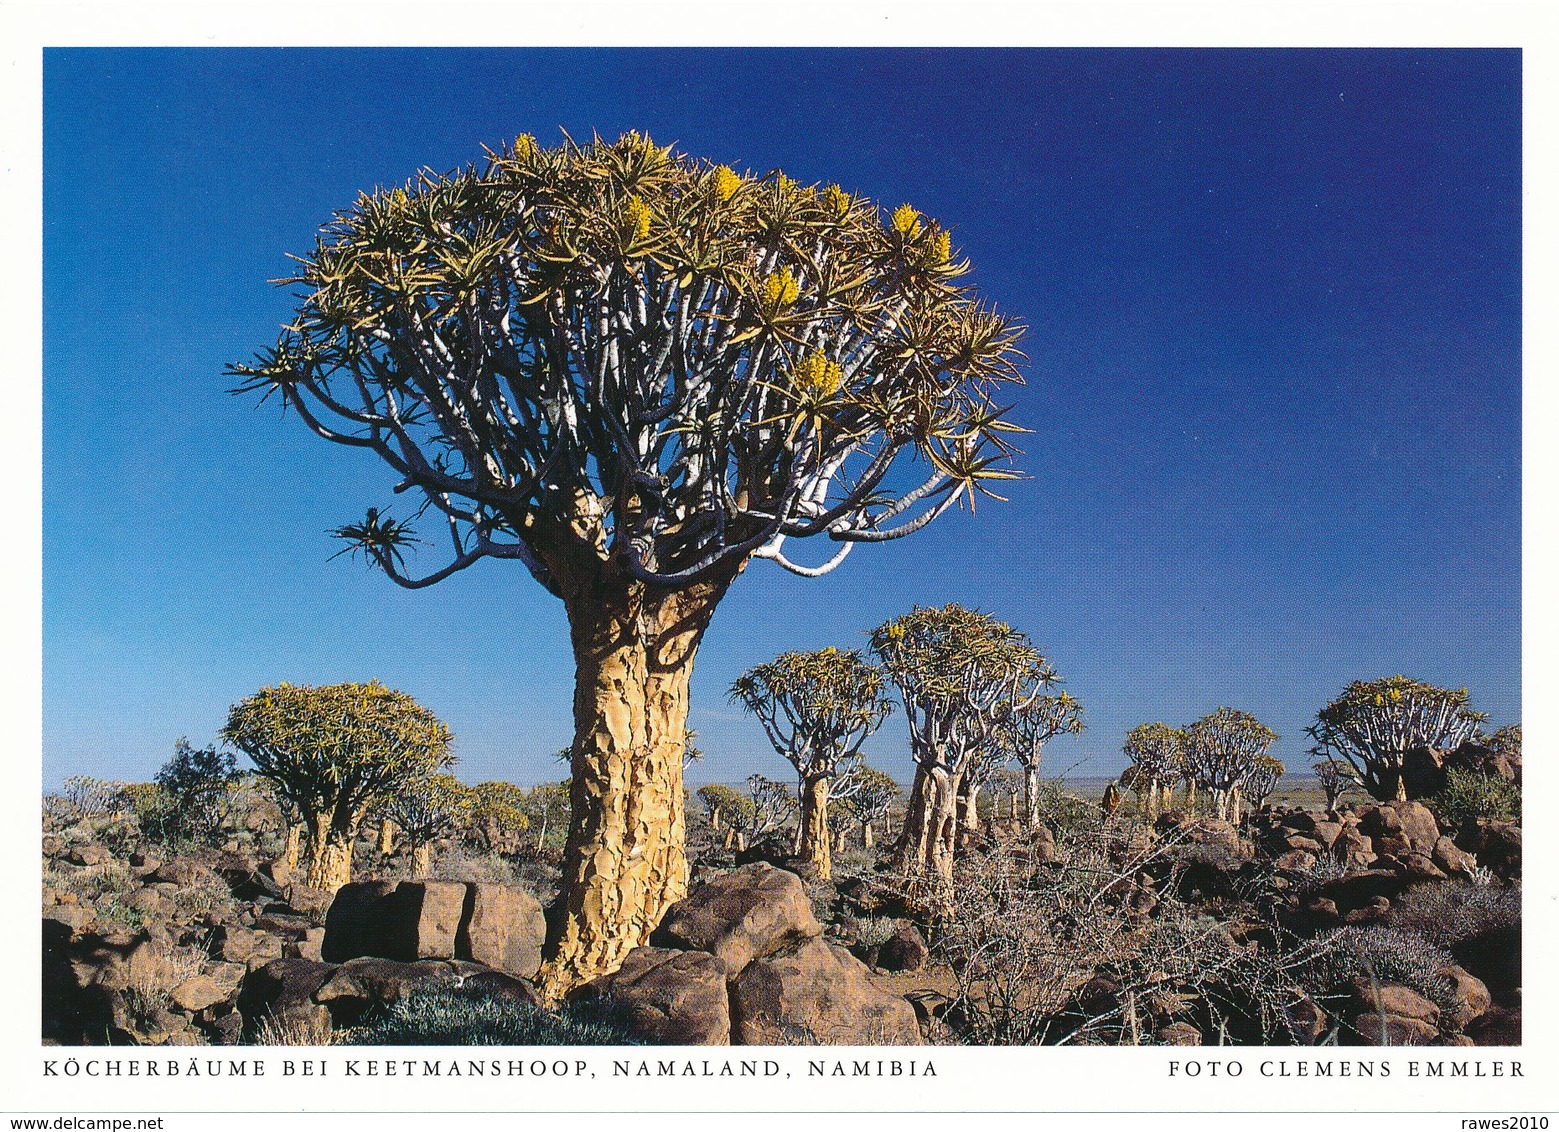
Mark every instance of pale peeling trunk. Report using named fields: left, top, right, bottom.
left=895, top=763, right=961, bottom=883
left=410, top=842, right=433, bottom=879
left=1024, top=764, right=1042, bottom=829
left=1228, top=786, right=1243, bottom=826
left=709, top=808, right=721, bottom=831
left=540, top=573, right=728, bottom=994
left=798, top=776, right=832, bottom=881
left=281, top=822, right=305, bottom=873
left=862, top=819, right=874, bottom=849
left=305, top=813, right=355, bottom=892
left=722, top=827, right=735, bottom=850
left=954, top=775, right=976, bottom=845
left=835, top=827, right=848, bottom=854
left=378, top=819, right=395, bottom=856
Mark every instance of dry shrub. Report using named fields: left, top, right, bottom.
left=1385, top=882, right=1520, bottom=950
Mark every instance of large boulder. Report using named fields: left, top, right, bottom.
left=457, top=883, right=545, bottom=979
left=1440, top=965, right=1492, bottom=1030
left=584, top=947, right=730, bottom=1045
left=1359, top=802, right=1439, bottom=855
left=730, top=938, right=922, bottom=1045
left=1455, top=820, right=1521, bottom=880
left=652, top=863, right=821, bottom=973
left=312, top=957, right=461, bottom=1023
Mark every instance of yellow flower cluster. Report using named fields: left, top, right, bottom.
left=713, top=165, right=742, bottom=202
left=891, top=203, right=923, bottom=237
left=932, top=230, right=952, bottom=265
left=794, top=352, right=843, bottom=397
left=760, top=268, right=800, bottom=314
left=513, top=134, right=538, bottom=160
left=823, top=184, right=851, bottom=218
left=625, top=195, right=652, bottom=242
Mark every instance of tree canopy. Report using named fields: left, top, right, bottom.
left=1308, top=675, right=1486, bottom=800
left=228, top=130, right=1026, bottom=593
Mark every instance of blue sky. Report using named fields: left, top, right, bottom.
left=42, top=48, right=1520, bottom=789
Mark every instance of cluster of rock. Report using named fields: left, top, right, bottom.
left=580, top=864, right=923, bottom=1045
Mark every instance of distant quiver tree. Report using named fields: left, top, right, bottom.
left=228, top=131, right=1026, bottom=990
left=221, top=681, right=454, bottom=891
left=731, top=647, right=891, bottom=880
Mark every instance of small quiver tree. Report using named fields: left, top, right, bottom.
left=745, top=774, right=798, bottom=845
left=222, top=681, right=454, bottom=892
left=1307, top=676, right=1486, bottom=801
left=1122, top=722, right=1185, bottom=821
left=870, top=603, right=1047, bottom=885
left=838, top=765, right=899, bottom=849
left=465, top=781, right=531, bottom=854
left=153, top=739, right=239, bottom=844
left=695, top=783, right=750, bottom=836
left=228, top=130, right=1026, bottom=990
left=518, top=781, right=573, bottom=852
left=1311, top=755, right=1356, bottom=814
left=1009, top=690, right=1084, bottom=828
left=730, top=647, right=891, bottom=880
left=1240, top=754, right=1285, bottom=813
left=380, top=773, right=474, bottom=878
left=1182, top=707, right=1278, bottom=824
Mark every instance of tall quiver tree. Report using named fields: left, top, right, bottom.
left=1122, top=722, right=1186, bottom=820
left=229, top=131, right=1025, bottom=989
left=731, top=647, right=891, bottom=880
left=1308, top=676, right=1487, bottom=802
left=1183, top=708, right=1278, bottom=824
left=1010, top=690, right=1084, bottom=828
left=222, top=681, right=454, bottom=892
left=870, top=604, right=1044, bottom=883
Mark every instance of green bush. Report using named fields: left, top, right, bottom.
left=340, top=984, right=642, bottom=1045
left=1433, top=768, right=1520, bottom=829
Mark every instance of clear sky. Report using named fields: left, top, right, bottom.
left=42, top=48, right=1520, bottom=790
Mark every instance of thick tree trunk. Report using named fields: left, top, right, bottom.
left=410, top=842, right=432, bottom=879
left=1023, top=763, right=1042, bottom=829
left=798, top=776, right=832, bottom=880
left=862, top=819, right=874, bottom=850
left=954, top=775, right=976, bottom=845
left=305, top=813, right=354, bottom=892
left=540, top=571, right=729, bottom=994
left=378, top=819, right=395, bottom=856
left=281, top=822, right=305, bottom=874
left=722, top=827, right=735, bottom=850
left=895, top=763, right=961, bottom=883
left=709, top=808, right=720, bottom=831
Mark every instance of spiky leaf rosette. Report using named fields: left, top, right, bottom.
left=1307, top=675, right=1487, bottom=800
left=228, top=131, right=1027, bottom=591
left=1241, top=754, right=1286, bottom=805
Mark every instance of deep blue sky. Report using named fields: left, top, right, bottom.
left=43, top=48, right=1521, bottom=790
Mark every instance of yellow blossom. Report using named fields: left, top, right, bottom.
left=794, top=352, right=843, bottom=397
left=759, top=268, right=800, bottom=314
left=891, top=203, right=922, bottom=238
left=625, top=196, right=652, bottom=242
left=932, top=230, right=952, bottom=265
left=823, top=184, right=851, bottom=218
left=513, top=134, right=538, bottom=160
left=713, top=165, right=742, bottom=201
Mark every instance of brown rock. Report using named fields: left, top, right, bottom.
left=1353, top=983, right=1439, bottom=1025
left=730, top=938, right=921, bottom=1045
left=236, top=957, right=334, bottom=1040
left=1395, top=852, right=1447, bottom=882
left=1432, top=836, right=1478, bottom=877
left=1310, top=821, right=1344, bottom=849
left=1030, top=825, right=1061, bottom=865
left=1440, top=965, right=1491, bottom=1030
left=653, top=863, right=821, bottom=975
left=400, top=880, right=468, bottom=959
left=1273, top=850, right=1316, bottom=870
left=148, top=859, right=220, bottom=887
left=46, top=906, right=96, bottom=934
left=1467, top=1005, right=1521, bottom=1045
left=876, top=925, right=929, bottom=973
left=170, top=975, right=229, bottom=1013
left=1285, top=993, right=1329, bottom=1042
left=312, top=957, right=458, bottom=1019
left=68, top=844, right=111, bottom=867
left=214, top=926, right=258, bottom=963
left=457, top=884, right=544, bottom=979
left=1283, top=834, right=1325, bottom=854
left=1155, top=1022, right=1201, bottom=1045
left=321, top=881, right=404, bottom=961
left=588, top=947, right=730, bottom=1045
left=1456, top=820, right=1521, bottom=880
left=124, top=887, right=175, bottom=918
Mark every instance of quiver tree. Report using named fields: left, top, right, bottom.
left=1122, top=722, right=1185, bottom=820
left=465, top=780, right=531, bottom=853
left=221, top=681, right=454, bottom=891
left=380, top=773, right=474, bottom=877
left=1182, top=707, right=1278, bottom=824
left=731, top=647, right=891, bottom=879
left=870, top=604, right=1047, bottom=883
left=1311, top=755, right=1356, bottom=814
left=695, top=783, right=751, bottom=834
left=745, top=774, right=797, bottom=843
left=1009, top=690, right=1085, bottom=828
left=838, top=765, right=899, bottom=848
left=1307, top=676, right=1487, bottom=801
left=228, top=130, right=1026, bottom=990
left=1240, top=754, right=1285, bottom=812
left=519, top=781, right=572, bottom=851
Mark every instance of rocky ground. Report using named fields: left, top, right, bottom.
left=41, top=791, right=1520, bottom=1046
